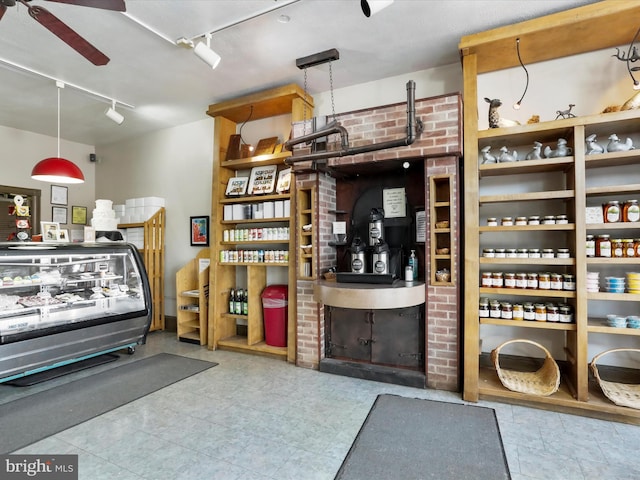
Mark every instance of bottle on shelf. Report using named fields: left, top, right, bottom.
left=235, top=288, right=244, bottom=315
left=409, top=250, right=418, bottom=280
left=229, top=288, right=235, bottom=314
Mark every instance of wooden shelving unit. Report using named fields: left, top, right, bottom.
left=206, top=84, right=313, bottom=362
left=118, top=207, right=165, bottom=331
left=461, top=1, right=640, bottom=423
left=429, top=175, right=453, bottom=285
left=297, top=186, right=316, bottom=280
left=176, top=248, right=210, bottom=345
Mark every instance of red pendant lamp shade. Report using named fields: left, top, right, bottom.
left=31, top=157, right=85, bottom=184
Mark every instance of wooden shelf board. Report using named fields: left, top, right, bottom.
left=219, top=262, right=289, bottom=267
left=221, top=240, right=290, bottom=246
left=479, top=157, right=574, bottom=177
left=220, top=192, right=291, bottom=204
left=178, top=319, right=201, bottom=330
left=481, top=318, right=576, bottom=330
left=217, top=335, right=287, bottom=358
left=587, top=292, right=640, bottom=302
left=479, top=224, right=575, bottom=232
left=480, top=190, right=574, bottom=204
left=434, top=201, right=450, bottom=207
left=118, top=222, right=145, bottom=228
left=585, top=150, right=640, bottom=169
left=480, top=257, right=575, bottom=265
left=586, top=223, right=640, bottom=231
left=587, top=257, right=640, bottom=265
left=221, top=218, right=290, bottom=226
left=180, top=290, right=200, bottom=297
left=479, top=287, right=576, bottom=298
left=588, top=319, right=640, bottom=336
left=178, top=331, right=201, bottom=342
left=586, top=183, right=640, bottom=197
left=221, top=313, right=248, bottom=320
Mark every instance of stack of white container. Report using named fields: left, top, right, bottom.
left=116, top=197, right=165, bottom=250
left=91, top=199, right=119, bottom=231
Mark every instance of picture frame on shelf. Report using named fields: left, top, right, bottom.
left=57, top=229, right=70, bottom=242
left=50, top=185, right=68, bottom=205
left=72, top=206, right=87, bottom=225
left=276, top=167, right=292, bottom=194
left=52, top=206, right=68, bottom=224
left=248, top=164, right=277, bottom=195
left=253, top=136, right=279, bottom=156
left=190, top=216, right=209, bottom=246
left=41, top=221, right=60, bottom=242
left=225, top=177, right=249, bottom=196
left=225, top=134, right=242, bottom=160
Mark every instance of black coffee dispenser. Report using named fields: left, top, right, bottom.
left=368, top=208, right=384, bottom=246
left=349, top=237, right=367, bottom=274
left=372, top=238, right=390, bottom=274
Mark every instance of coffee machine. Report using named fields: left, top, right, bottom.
left=368, top=208, right=385, bottom=246
left=349, top=237, right=367, bottom=274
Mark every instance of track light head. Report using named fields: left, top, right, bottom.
left=194, top=33, right=221, bottom=69
left=361, top=0, right=394, bottom=17
left=105, top=100, right=124, bottom=125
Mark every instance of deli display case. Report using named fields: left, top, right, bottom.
left=0, top=242, right=152, bottom=383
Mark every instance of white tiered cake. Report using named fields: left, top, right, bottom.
left=90, top=199, right=119, bottom=231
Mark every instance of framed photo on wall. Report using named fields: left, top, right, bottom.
left=190, top=216, right=209, bottom=246
left=72, top=206, right=87, bottom=225
left=50, top=185, right=68, bottom=205
left=52, top=206, right=68, bottom=224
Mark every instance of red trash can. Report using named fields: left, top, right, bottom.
left=261, top=285, right=288, bottom=347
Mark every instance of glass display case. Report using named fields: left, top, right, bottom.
left=0, top=242, right=152, bottom=383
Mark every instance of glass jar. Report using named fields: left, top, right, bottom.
left=555, top=214, right=569, bottom=224
left=495, top=248, right=506, bottom=258
left=504, top=272, right=516, bottom=288
left=528, top=216, right=540, bottom=225
left=623, top=200, right=640, bottom=222
left=501, top=216, right=513, bottom=226
left=547, top=305, right=560, bottom=322
left=527, top=272, right=539, bottom=289
left=517, top=248, right=528, bottom=258
left=528, top=248, right=541, bottom=258
left=516, top=272, right=528, bottom=289
left=635, top=239, right=640, bottom=258
left=596, top=234, right=611, bottom=257
left=542, top=248, right=555, bottom=258
left=489, top=300, right=501, bottom=318
left=559, top=305, right=573, bottom=323
left=506, top=248, right=518, bottom=258
left=623, top=239, right=635, bottom=257
left=550, top=273, right=563, bottom=290
left=604, top=200, right=621, bottom=223
left=542, top=215, right=556, bottom=225
left=479, top=298, right=489, bottom=318
left=515, top=216, right=528, bottom=226
left=534, top=303, right=547, bottom=322
left=523, top=303, right=536, bottom=321
left=538, top=273, right=551, bottom=290
left=556, top=248, right=570, bottom=259
left=500, top=302, right=513, bottom=320
left=481, top=272, right=493, bottom=287
left=483, top=248, right=495, bottom=258
left=612, top=238, right=624, bottom=258
left=487, top=217, right=498, bottom=226
left=586, top=235, right=595, bottom=257
left=492, top=272, right=504, bottom=288
left=513, top=303, right=524, bottom=321
left=563, top=274, right=576, bottom=291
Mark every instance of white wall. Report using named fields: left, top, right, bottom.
left=0, top=124, right=96, bottom=236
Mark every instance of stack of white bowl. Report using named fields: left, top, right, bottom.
left=586, top=271, right=600, bottom=292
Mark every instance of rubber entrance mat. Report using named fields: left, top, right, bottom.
left=335, top=394, right=511, bottom=480
left=0, top=353, right=217, bottom=454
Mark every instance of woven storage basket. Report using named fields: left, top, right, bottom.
left=590, top=348, right=640, bottom=409
left=491, top=339, right=560, bottom=396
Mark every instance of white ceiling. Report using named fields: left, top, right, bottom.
left=0, top=0, right=598, bottom=147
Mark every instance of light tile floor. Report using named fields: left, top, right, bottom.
left=3, top=330, right=640, bottom=480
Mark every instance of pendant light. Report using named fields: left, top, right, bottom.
left=31, top=81, right=85, bottom=184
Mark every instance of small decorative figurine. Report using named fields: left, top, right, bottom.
left=480, top=145, right=497, bottom=164
left=555, top=104, right=576, bottom=120
left=525, top=141, right=543, bottom=160
left=606, top=133, right=635, bottom=152
left=485, top=98, right=520, bottom=128
left=585, top=134, right=605, bottom=155
left=498, top=146, right=518, bottom=162
left=544, top=138, right=572, bottom=158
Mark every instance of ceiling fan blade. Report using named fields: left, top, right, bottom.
left=44, top=0, right=126, bottom=12
left=28, top=5, right=110, bottom=65
left=0, top=5, right=6, bottom=21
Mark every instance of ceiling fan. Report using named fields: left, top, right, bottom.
left=0, top=0, right=126, bottom=66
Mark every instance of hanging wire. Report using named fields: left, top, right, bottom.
left=239, top=105, right=254, bottom=148
left=57, top=84, right=61, bottom=157
left=513, top=38, right=529, bottom=110
left=329, top=60, right=337, bottom=122
left=303, top=66, right=308, bottom=136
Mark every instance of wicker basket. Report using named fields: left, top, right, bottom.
left=590, top=348, right=640, bottom=409
left=491, top=339, right=560, bottom=396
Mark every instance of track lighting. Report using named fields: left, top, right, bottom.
left=105, top=99, right=125, bottom=124
left=194, top=33, right=221, bottom=69
left=361, top=0, right=394, bottom=17
left=513, top=38, right=529, bottom=110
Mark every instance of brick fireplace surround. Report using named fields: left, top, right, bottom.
left=294, top=92, right=463, bottom=391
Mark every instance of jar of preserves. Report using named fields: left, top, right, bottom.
left=501, top=216, right=513, bottom=226
left=528, top=216, right=540, bottom=225
left=547, top=305, right=560, bottom=322
left=528, top=248, right=541, bottom=258
left=542, top=215, right=556, bottom=225
left=623, top=239, right=635, bottom=257
left=516, top=273, right=528, bottom=289
left=527, top=272, right=539, bottom=289
left=596, top=234, right=611, bottom=257
left=481, top=272, right=492, bottom=287
left=623, top=200, right=640, bottom=222
left=504, top=272, right=516, bottom=288
left=523, top=303, right=536, bottom=321
left=483, top=248, right=495, bottom=258
left=500, top=302, right=513, bottom=320
left=492, top=272, right=504, bottom=288
left=538, top=273, right=551, bottom=290
left=489, top=300, right=501, bottom=318
left=487, top=217, right=498, bottom=226
left=479, top=298, right=489, bottom=318
left=635, top=239, right=640, bottom=257
left=556, top=248, right=570, bottom=259
left=559, top=305, right=573, bottom=323
left=515, top=216, right=528, bottom=226
left=604, top=200, right=621, bottom=223
left=586, top=235, right=595, bottom=257
left=495, top=248, right=506, bottom=258
left=513, top=303, right=524, bottom=321
left=517, top=248, right=528, bottom=258
left=555, top=214, right=569, bottom=224
left=563, top=274, right=576, bottom=291
left=612, top=238, right=624, bottom=258
left=550, top=273, right=563, bottom=290
left=534, top=303, right=547, bottom=322
left=506, top=248, right=518, bottom=258
left=542, top=248, right=555, bottom=259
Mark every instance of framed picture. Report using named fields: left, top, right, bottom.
left=72, top=206, right=87, bottom=225
left=248, top=164, right=277, bottom=195
left=276, top=168, right=292, bottom=193
left=57, top=229, right=70, bottom=242
left=50, top=185, right=68, bottom=205
left=41, top=221, right=60, bottom=242
left=52, top=206, right=67, bottom=224
left=225, top=177, right=249, bottom=196
left=190, top=216, right=209, bottom=246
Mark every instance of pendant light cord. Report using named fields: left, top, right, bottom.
left=514, top=38, right=529, bottom=109
left=57, top=84, right=61, bottom=158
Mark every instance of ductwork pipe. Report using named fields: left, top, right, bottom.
left=285, top=80, right=423, bottom=165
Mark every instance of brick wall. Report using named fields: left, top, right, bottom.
left=294, top=92, right=462, bottom=391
